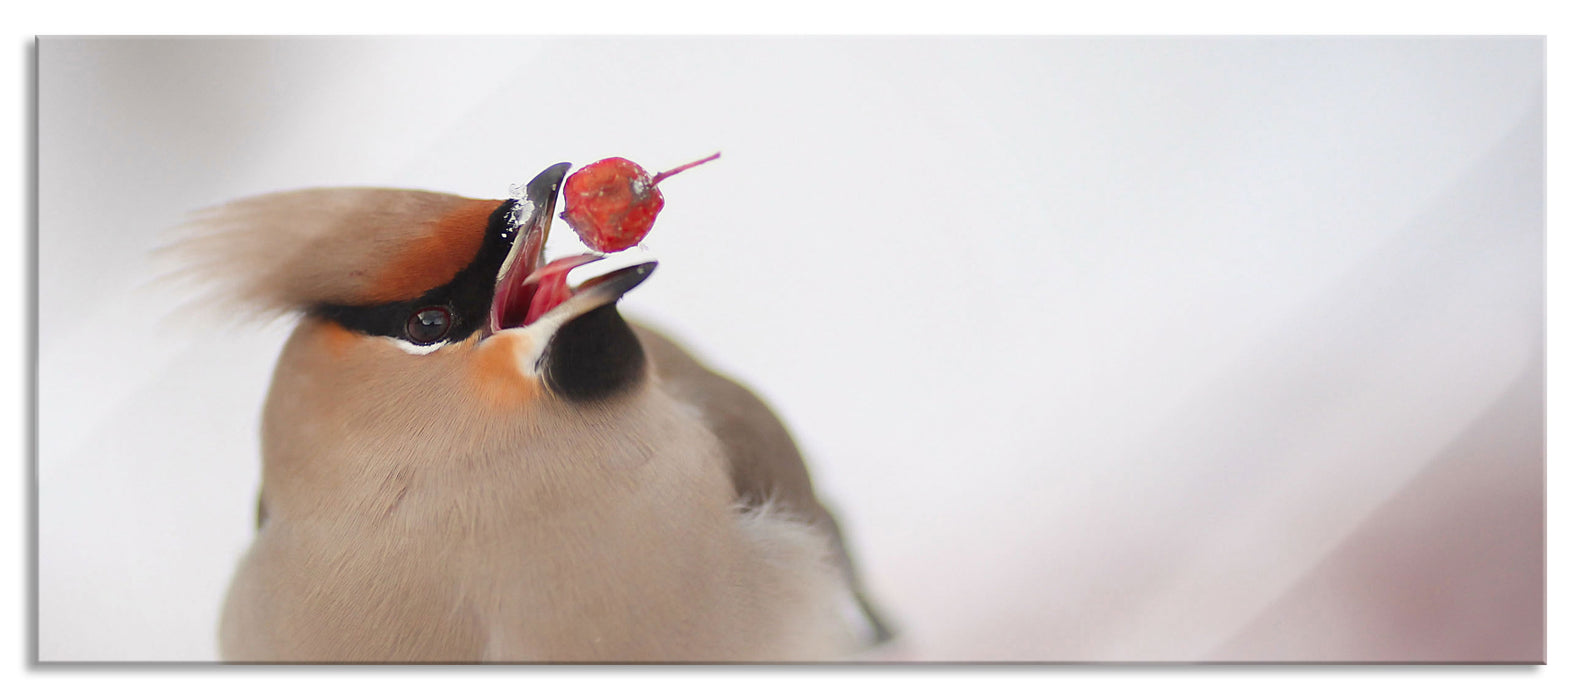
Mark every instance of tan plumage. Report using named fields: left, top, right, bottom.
left=184, top=165, right=890, bottom=662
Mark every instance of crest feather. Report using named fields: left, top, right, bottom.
left=160, top=188, right=504, bottom=321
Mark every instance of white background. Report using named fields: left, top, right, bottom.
left=36, top=36, right=1544, bottom=664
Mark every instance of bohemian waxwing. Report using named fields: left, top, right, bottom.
left=180, top=163, right=893, bottom=663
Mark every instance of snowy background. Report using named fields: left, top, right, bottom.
left=37, top=36, right=1543, bottom=662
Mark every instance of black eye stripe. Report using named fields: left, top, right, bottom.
left=315, top=199, right=518, bottom=344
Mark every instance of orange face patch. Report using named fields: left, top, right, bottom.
left=359, top=198, right=505, bottom=304
left=467, top=334, right=542, bottom=408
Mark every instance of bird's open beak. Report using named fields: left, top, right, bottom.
left=489, top=163, right=656, bottom=335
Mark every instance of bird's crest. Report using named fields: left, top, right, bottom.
left=159, top=187, right=505, bottom=323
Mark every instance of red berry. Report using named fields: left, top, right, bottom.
left=559, top=153, right=720, bottom=253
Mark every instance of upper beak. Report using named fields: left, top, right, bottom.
left=502, top=162, right=572, bottom=279
left=490, top=163, right=572, bottom=333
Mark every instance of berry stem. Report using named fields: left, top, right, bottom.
left=651, top=152, right=722, bottom=184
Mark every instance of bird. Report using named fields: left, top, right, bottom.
left=175, top=162, right=893, bottom=663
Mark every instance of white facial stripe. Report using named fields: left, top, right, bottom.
left=488, top=326, right=547, bottom=379
left=383, top=336, right=450, bottom=356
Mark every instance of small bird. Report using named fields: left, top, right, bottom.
left=178, top=163, right=891, bottom=663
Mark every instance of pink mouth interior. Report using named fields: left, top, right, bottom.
left=490, top=249, right=603, bottom=332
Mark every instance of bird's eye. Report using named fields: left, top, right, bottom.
left=405, top=306, right=453, bottom=344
